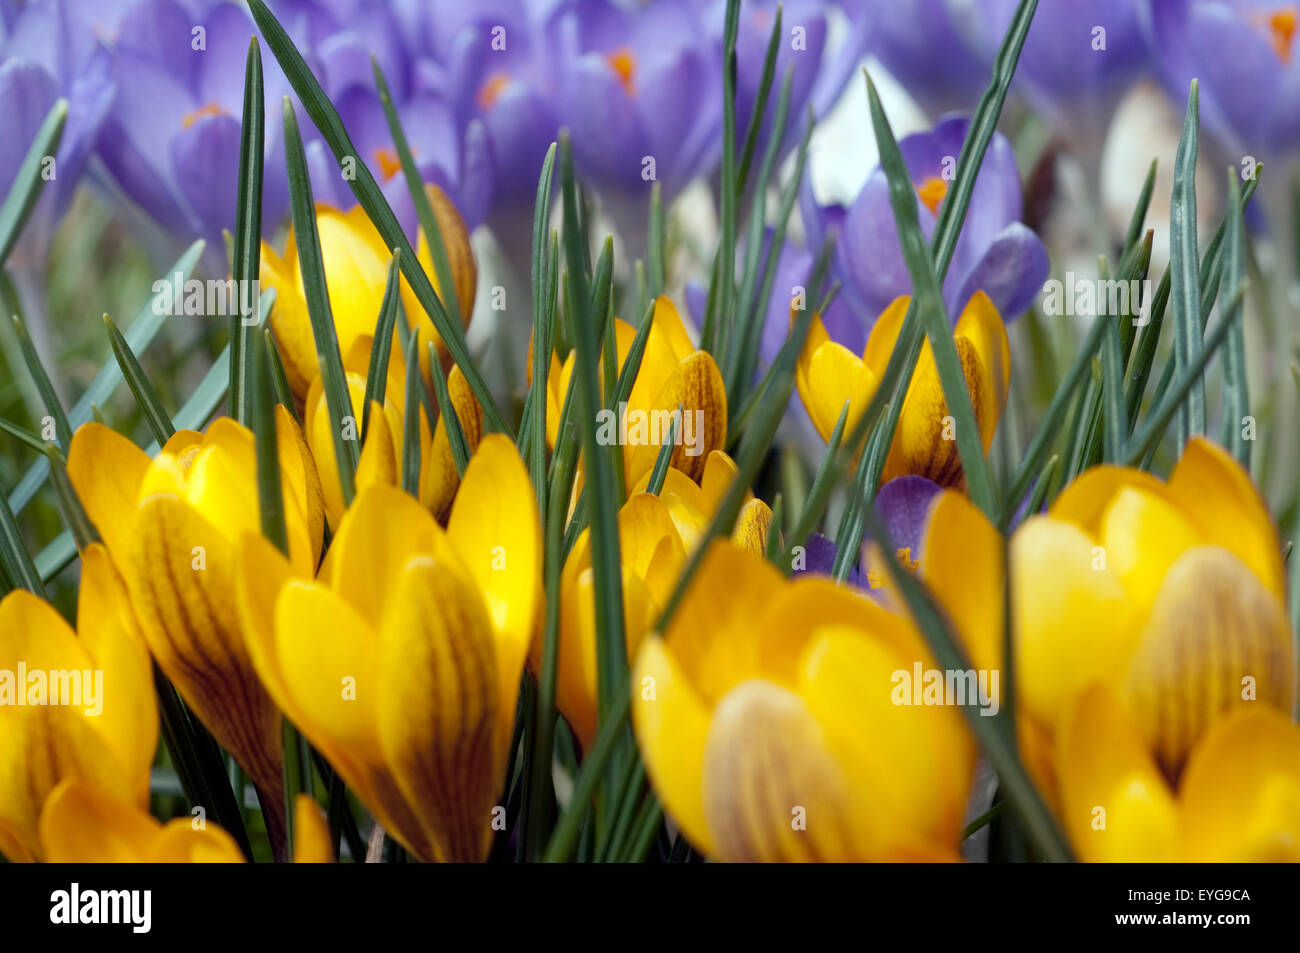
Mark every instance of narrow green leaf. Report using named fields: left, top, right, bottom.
left=10, top=314, right=71, bottom=450
left=1221, top=167, right=1250, bottom=467
left=44, top=444, right=98, bottom=551
left=0, top=483, right=45, bottom=597
left=372, top=56, right=464, bottom=331
left=0, top=416, right=51, bottom=457
left=429, top=342, right=469, bottom=478
left=1123, top=158, right=1158, bottom=255
left=402, top=332, right=422, bottom=495
left=647, top=182, right=666, bottom=299
left=281, top=96, right=358, bottom=506
left=230, top=37, right=266, bottom=428
left=104, top=313, right=176, bottom=446
left=264, top=329, right=298, bottom=422
left=362, top=249, right=402, bottom=442
left=645, top=406, right=682, bottom=495
left=1170, top=80, right=1204, bottom=444
left=735, top=1, right=783, bottom=195
left=0, top=98, right=67, bottom=268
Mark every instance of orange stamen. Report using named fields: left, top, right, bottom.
left=606, top=47, right=637, bottom=96
left=477, top=72, right=512, bottom=110
left=1265, top=7, right=1298, bottom=63
left=373, top=146, right=403, bottom=182
left=182, top=102, right=227, bottom=129
left=915, top=176, right=949, bottom=216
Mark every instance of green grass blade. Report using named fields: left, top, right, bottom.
left=0, top=484, right=45, bottom=597
left=362, top=249, right=402, bottom=442
left=230, top=37, right=266, bottom=428
left=10, top=314, right=71, bottom=450
left=0, top=98, right=67, bottom=268
left=1221, top=168, right=1250, bottom=467
left=372, top=56, right=464, bottom=331
left=264, top=328, right=299, bottom=422
left=429, top=342, right=470, bottom=478
left=104, top=313, right=176, bottom=446
left=401, top=332, right=422, bottom=495
left=44, top=445, right=97, bottom=551
left=281, top=96, right=358, bottom=506
left=1170, top=80, right=1203, bottom=444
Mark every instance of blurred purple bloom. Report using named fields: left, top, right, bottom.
left=792, top=475, right=941, bottom=597
left=700, top=0, right=874, bottom=164
left=986, top=0, right=1146, bottom=133
left=93, top=0, right=295, bottom=244
left=549, top=0, right=722, bottom=210
left=1142, top=0, right=1300, bottom=156
left=802, top=114, right=1049, bottom=328
left=867, top=0, right=1002, bottom=117
left=0, top=0, right=115, bottom=258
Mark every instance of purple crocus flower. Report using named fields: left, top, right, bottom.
left=698, top=0, right=875, bottom=164
left=988, top=0, right=1147, bottom=137
left=802, top=113, right=1049, bottom=328
left=793, top=475, right=943, bottom=599
left=548, top=0, right=723, bottom=240
left=867, top=0, right=1003, bottom=117
left=93, top=0, right=296, bottom=247
left=0, top=0, right=115, bottom=260
left=1142, top=0, right=1300, bottom=157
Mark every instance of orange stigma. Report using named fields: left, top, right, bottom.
left=1264, top=7, right=1298, bottom=62
left=373, top=146, right=403, bottom=181
left=182, top=102, right=227, bottom=129
left=605, top=47, right=637, bottom=95
left=915, top=176, right=949, bottom=215
left=477, top=72, right=512, bottom=110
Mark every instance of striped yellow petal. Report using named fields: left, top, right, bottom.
left=1123, top=546, right=1294, bottom=777
left=627, top=351, right=728, bottom=484
left=918, top=490, right=1003, bottom=673
left=420, top=364, right=483, bottom=521
left=292, top=795, right=335, bottom=863
left=66, top=422, right=150, bottom=559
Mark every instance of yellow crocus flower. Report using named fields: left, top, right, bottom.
left=304, top=337, right=481, bottom=527
left=919, top=437, right=1294, bottom=805
left=66, top=411, right=325, bottom=827
left=234, top=435, right=541, bottom=862
left=1057, top=685, right=1300, bottom=861
left=545, top=450, right=773, bottom=748
left=261, top=186, right=476, bottom=399
left=0, top=545, right=157, bottom=861
left=631, top=540, right=976, bottom=861
left=795, top=291, right=1010, bottom=487
left=542, top=296, right=727, bottom=487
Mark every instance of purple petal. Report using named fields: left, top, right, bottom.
left=951, top=222, right=1050, bottom=321
left=170, top=111, right=242, bottom=240
left=867, top=476, right=942, bottom=567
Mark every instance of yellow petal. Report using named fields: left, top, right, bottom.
left=401, top=185, right=477, bottom=378
left=274, top=404, right=326, bottom=572
left=39, top=779, right=166, bottom=862
left=1050, top=464, right=1173, bottom=538
left=1179, top=707, right=1300, bottom=861
left=1166, top=436, right=1286, bottom=601
left=798, top=339, right=876, bottom=444
left=1098, top=485, right=1202, bottom=611
left=274, top=580, right=380, bottom=759
left=1055, top=685, right=1179, bottom=862
left=420, top=364, right=483, bottom=521
left=377, top=557, right=499, bottom=862
left=76, top=544, right=157, bottom=804
left=128, top=495, right=283, bottom=803
left=627, top=351, right=728, bottom=484
left=798, top=625, right=975, bottom=858
left=861, top=295, right=912, bottom=379
left=702, top=679, right=854, bottom=862
left=884, top=334, right=989, bottom=486
left=447, top=434, right=541, bottom=749
left=698, top=449, right=741, bottom=516
left=731, top=498, right=773, bottom=555
left=631, top=635, right=716, bottom=858
left=66, top=422, right=150, bottom=559
left=649, top=295, right=697, bottom=362
left=953, top=290, right=1010, bottom=420
left=661, top=541, right=786, bottom=704
left=292, top=794, right=335, bottom=863
left=148, top=819, right=246, bottom=862
left=919, top=490, right=1004, bottom=673
left=354, top=398, right=399, bottom=499
left=1123, top=546, right=1294, bottom=777
left=1011, top=516, right=1138, bottom=731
